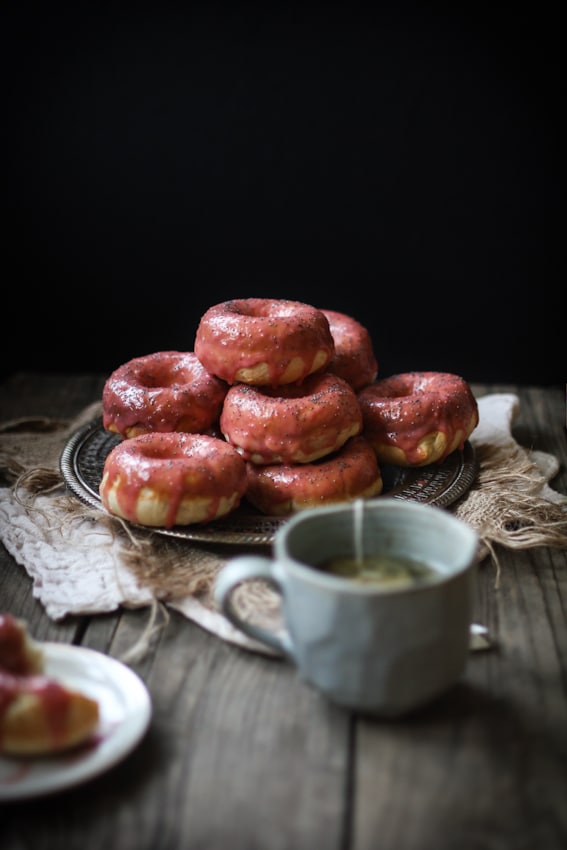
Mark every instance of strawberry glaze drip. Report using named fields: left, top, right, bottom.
left=358, top=371, right=479, bottom=465
left=245, top=436, right=383, bottom=515
left=99, top=432, right=247, bottom=528
left=102, top=351, right=227, bottom=438
left=321, top=309, right=378, bottom=391
left=0, top=671, right=73, bottom=749
left=194, top=298, right=335, bottom=386
left=221, top=372, right=363, bottom=464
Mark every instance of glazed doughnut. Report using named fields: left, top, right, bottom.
left=194, top=298, right=335, bottom=386
left=358, top=371, right=479, bottom=467
left=0, top=671, right=100, bottom=755
left=0, top=614, right=100, bottom=756
left=321, top=309, right=378, bottom=390
left=220, top=371, right=363, bottom=465
left=102, top=351, right=228, bottom=439
left=245, top=436, right=383, bottom=516
left=99, top=432, right=248, bottom=528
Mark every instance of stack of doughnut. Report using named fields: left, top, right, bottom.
left=0, top=612, right=100, bottom=755
left=99, top=297, right=478, bottom=528
left=202, top=300, right=383, bottom=516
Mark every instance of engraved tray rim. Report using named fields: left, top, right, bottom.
left=60, top=417, right=478, bottom=547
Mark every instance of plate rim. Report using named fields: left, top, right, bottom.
left=0, top=642, right=152, bottom=801
left=60, top=417, right=478, bottom=546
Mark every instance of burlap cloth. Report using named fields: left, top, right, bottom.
left=1, top=394, right=566, bottom=658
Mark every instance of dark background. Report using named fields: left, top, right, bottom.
left=3, top=2, right=564, bottom=385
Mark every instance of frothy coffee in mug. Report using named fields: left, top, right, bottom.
left=315, top=499, right=438, bottom=587
left=315, top=553, right=437, bottom=587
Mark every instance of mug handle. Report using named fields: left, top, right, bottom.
left=214, top=555, right=293, bottom=657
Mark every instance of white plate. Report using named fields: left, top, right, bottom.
left=0, top=642, right=152, bottom=801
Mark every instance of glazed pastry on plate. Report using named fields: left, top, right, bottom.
left=0, top=612, right=100, bottom=756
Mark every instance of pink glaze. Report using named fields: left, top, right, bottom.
left=102, top=351, right=228, bottom=438
left=358, top=371, right=479, bottom=466
left=245, top=436, right=383, bottom=515
left=99, top=432, right=248, bottom=528
left=194, top=298, right=335, bottom=386
left=220, top=371, right=363, bottom=465
left=0, top=671, right=73, bottom=750
left=321, top=309, right=378, bottom=391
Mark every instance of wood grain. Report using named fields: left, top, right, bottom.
left=0, top=375, right=565, bottom=850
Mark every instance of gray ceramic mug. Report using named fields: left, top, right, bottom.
left=214, top=499, right=479, bottom=716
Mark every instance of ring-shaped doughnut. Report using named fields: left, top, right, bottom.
left=321, top=309, right=378, bottom=390
left=99, top=432, right=248, bottom=528
left=220, top=371, right=363, bottom=465
left=102, top=351, right=228, bottom=438
left=245, top=436, right=383, bottom=515
left=358, top=371, right=479, bottom=466
left=194, top=298, right=335, bottom=386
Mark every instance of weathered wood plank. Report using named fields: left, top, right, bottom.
left=138, top=616, right=349, bottom=850
left=352, top=385, right=567, bottom=850
left=2, top=376, right=566, bottom=850
left=1, top=614, right=350, bottom=848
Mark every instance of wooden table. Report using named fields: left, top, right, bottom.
left=1, top=373, right=566, bottom=850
